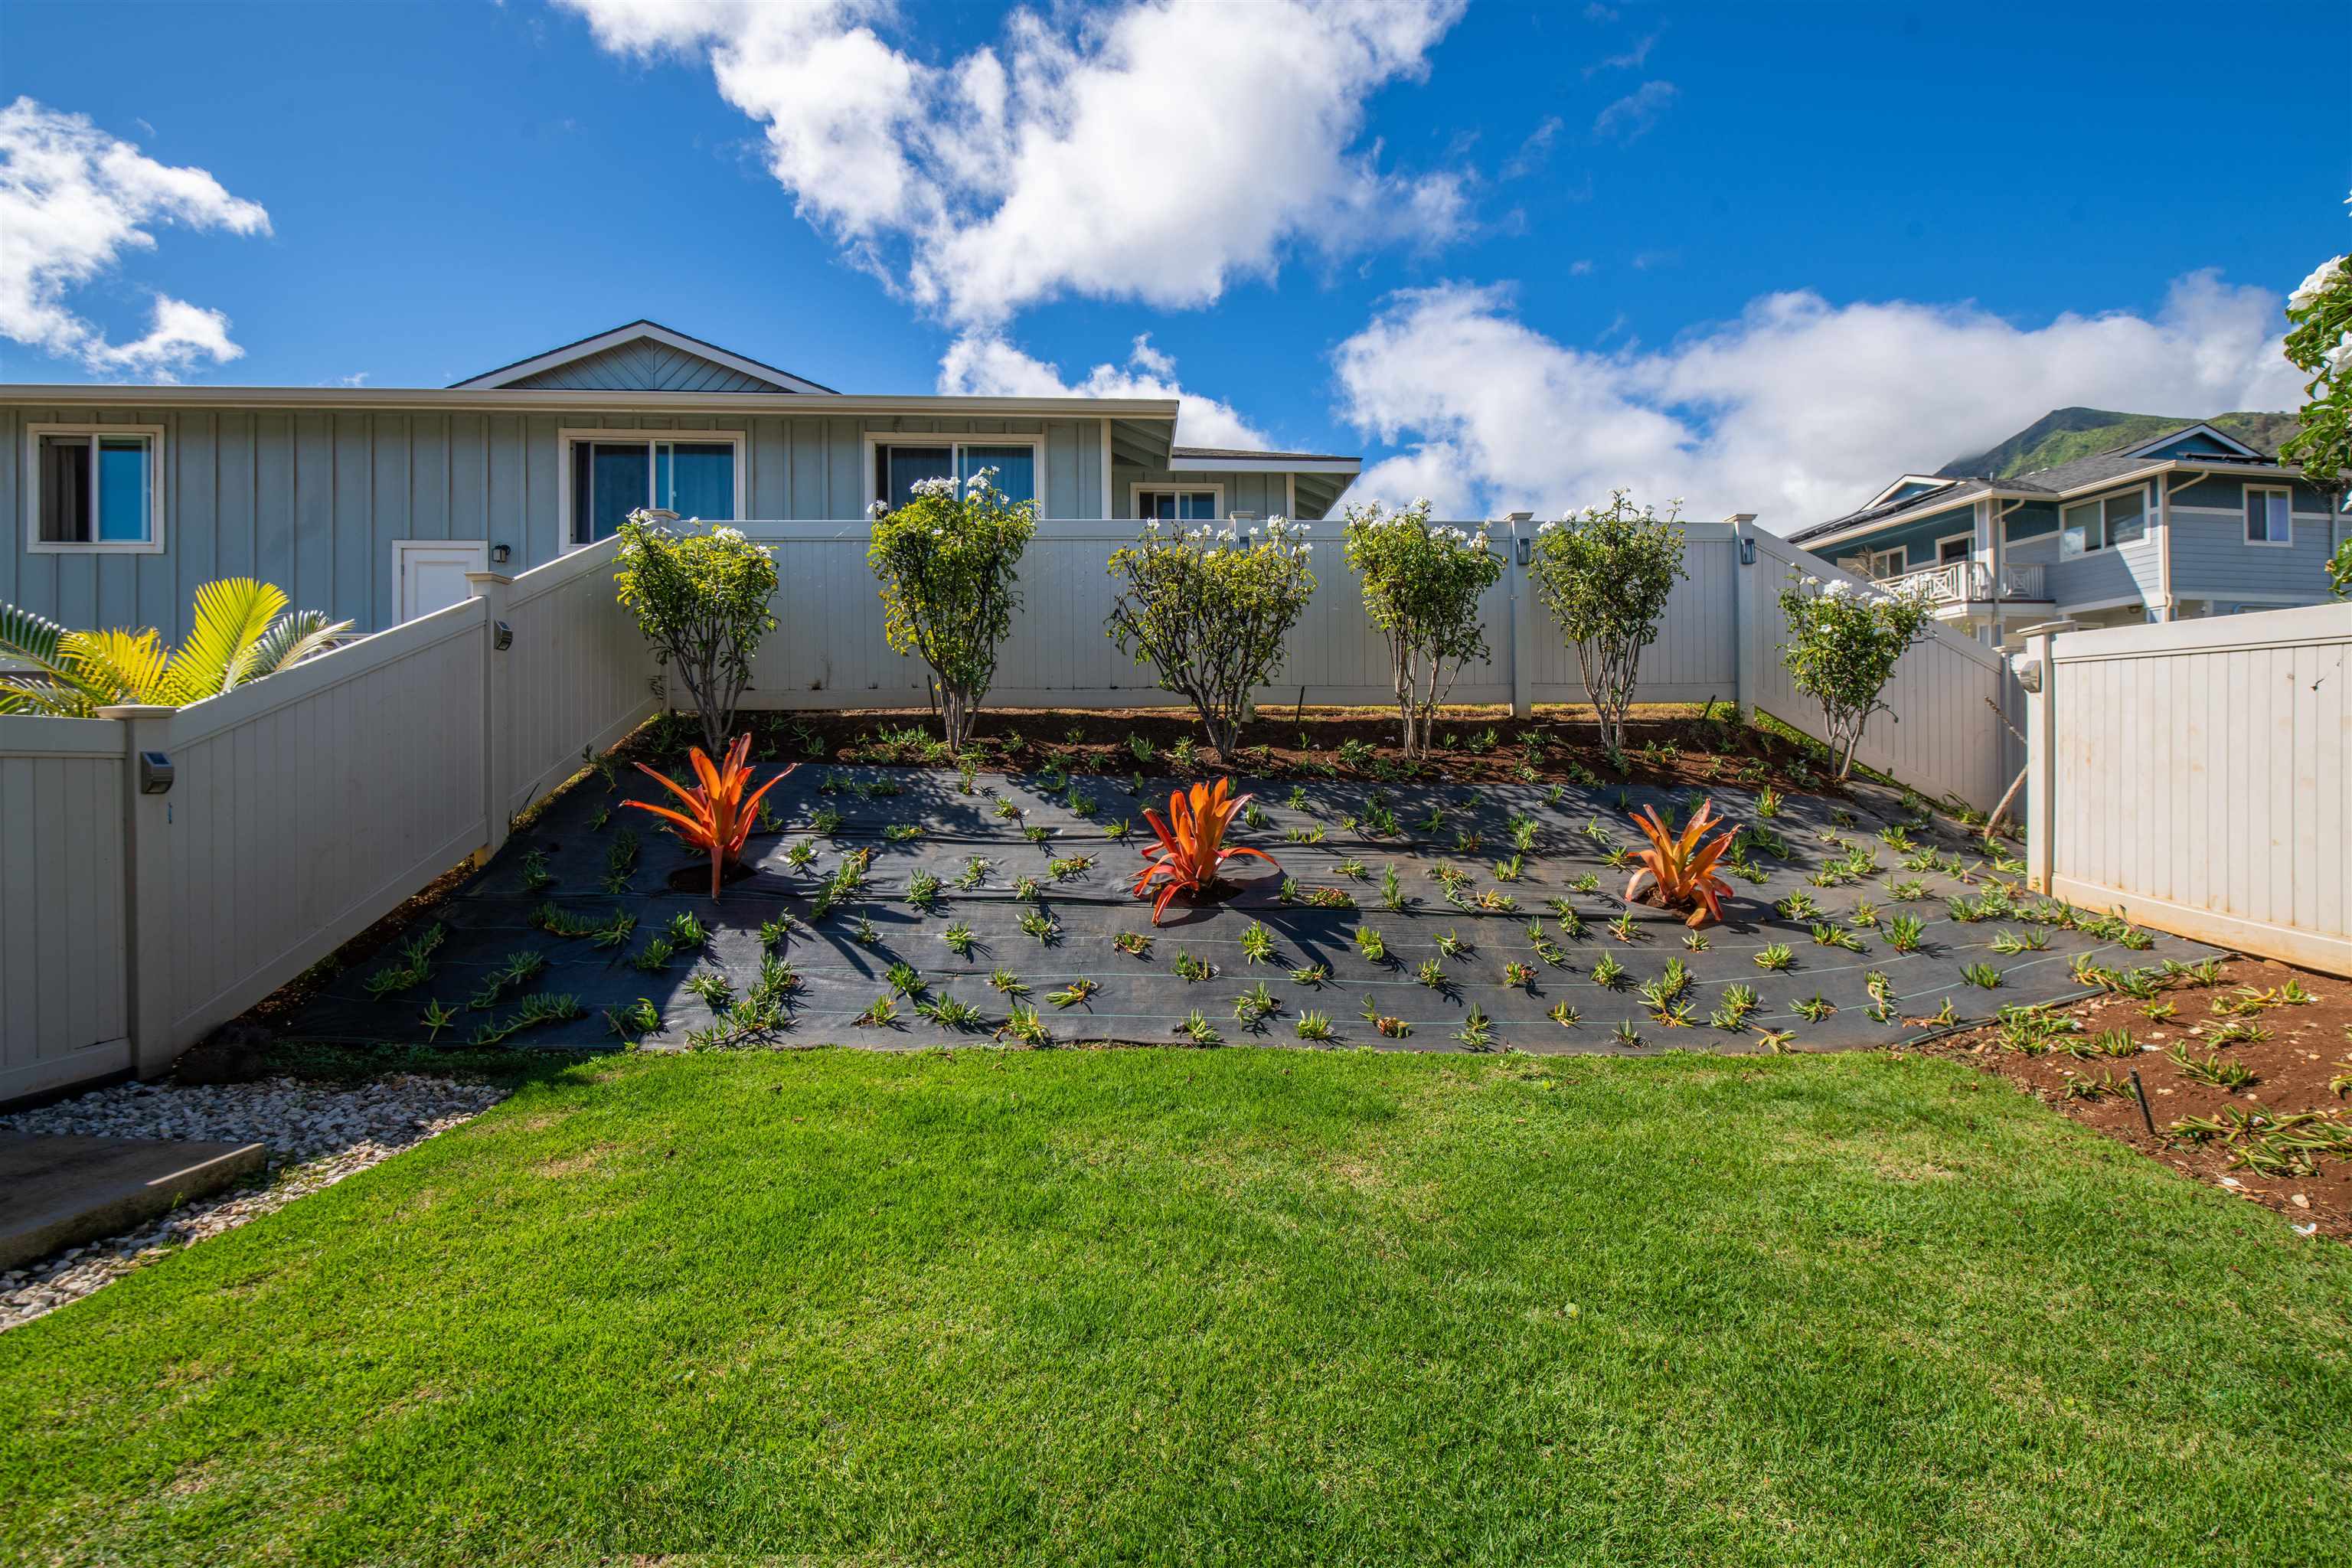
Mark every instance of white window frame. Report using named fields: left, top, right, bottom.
left=1129, top=482, right=1226, bottom=522
left=1862, top=544, right=1907, bottom=579
left=2060, top=485, right=2148, bottom=556
left=24, top=423, right=167, bottom=555
left=863, top=433, right=1047, bottom=514
left=1935, top=531, right=1973, bottom=565
left=2243, top=485, right=2293, bottom=547
left=557, top=428, right=747, bottom=551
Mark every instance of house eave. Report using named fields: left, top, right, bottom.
left=0, top=384, right=1185, bottom=421
left=1168, top=453, right=1360, bottom=475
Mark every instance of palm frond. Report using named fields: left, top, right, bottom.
left=0, top=675, right=92, bottom=717
left=244, top=609, right=352, bottom=681
left=0, top=600, right=116, bottom=714
left=166, top=577, right=286, bottom=701
left=0, top=601, right=76, bottom=673
left=60, top=629, right=168, bottom=707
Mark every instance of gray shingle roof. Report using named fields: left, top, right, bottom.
left=1795, top=439, right=2292, bottom=546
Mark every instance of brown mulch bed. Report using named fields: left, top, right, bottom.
left=715, top=701, right=1873, bottom=800
left=1913, top=956, right=2352, bottom=1240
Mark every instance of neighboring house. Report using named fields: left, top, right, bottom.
left=1792, top=420, right=2347, bottom=647
left=1, top=320, right=1361, bottom=642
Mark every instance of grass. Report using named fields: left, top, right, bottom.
left=4, top=1048, right=2348, bottom=1566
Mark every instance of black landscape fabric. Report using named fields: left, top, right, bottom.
left=280, top=760, right=2216, bottom=1054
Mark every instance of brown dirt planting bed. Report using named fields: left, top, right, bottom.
left=1916, top=956, right=2352, bottom=1240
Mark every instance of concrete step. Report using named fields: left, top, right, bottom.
left=0, top=1135, right=267, bottom=1270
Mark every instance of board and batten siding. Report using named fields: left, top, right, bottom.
left=0, top=717, right=130, bottom=1099
left=2031, top=604, right=2350, bottom=974
left=2168, top=505, right=2343, bottom=602
left=0, top=404, right=1110, bottom=645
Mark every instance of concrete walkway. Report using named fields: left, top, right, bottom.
left=0, top=1135, right=265, bottom=1269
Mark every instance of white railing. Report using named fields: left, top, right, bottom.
left=1876, top=560, right=2047, bottom=604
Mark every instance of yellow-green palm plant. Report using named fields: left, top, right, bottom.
left=0, top=578, right=351, bottom=717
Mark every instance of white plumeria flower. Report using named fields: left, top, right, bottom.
left=2289, top=255, right=2347, bottom=311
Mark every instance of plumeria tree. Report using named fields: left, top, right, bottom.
left=1341, top=498, right=1504, bottom=758
left=2281, top=216, right=2352, bottom=598
left=1776, top=573, right=1940, bottom=780
left=867, top=469, right=1037, bottom=749
left=1525, top=492, right=1687, bottom=760
left=614, top=513, right=779, bottom=756
left=1105, top=514, right=1316, bottom=760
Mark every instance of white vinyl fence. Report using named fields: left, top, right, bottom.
left=736, top=517, right=2017, bottom=808
left=2025, top=603, right=2350, bottom=975
left=2, top=514, right=2026, bottom=1097
left=0, top=718, right=129, bottom=1100
left=1739, top=528, right=2022, bottom=815
left=0, top=539, right=655, bottom=1098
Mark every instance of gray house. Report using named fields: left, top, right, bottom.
left=1792, top=422, right=2347, bottom=647
left=1, top=320, right=1361, bottom=642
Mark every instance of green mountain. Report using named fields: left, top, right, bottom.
left=1938, top=407, right=2301, bottom=479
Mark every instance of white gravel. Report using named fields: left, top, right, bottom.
left=2, top=1074, right=507, bottom=1331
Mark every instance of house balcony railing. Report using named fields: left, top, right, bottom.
left=1871, top=560, right=2047, bottom=606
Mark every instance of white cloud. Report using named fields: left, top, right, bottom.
left=939, top=332, right=1272, bottom=450
left=1592, top=80, right=1677, bottom=142
left=1333, top=272, right=2304, bottom=528
left=0, top=97, right=270, bottom=379
left=1585, top=31, right=1656, bottom=76
left=558, top=0, right=1469, bottom=325
left=1501, top=115, right=1563, bottom=181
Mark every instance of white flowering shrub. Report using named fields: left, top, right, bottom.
left=867, top=470, right=1037, bottom=749
left=1525, top=492, right=1687, bottom=759
left=1776, top=573, right=1939, bottom=780
left=615, top=512, right=779, bottom=756
left=2282, top=225, right=2352, bottom=598
left=1104, top=516, right=1316, bottom=760
left=1341, top=498, right=1503, bottom=757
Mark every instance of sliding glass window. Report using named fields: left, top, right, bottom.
left=570, top=436, right=737, bottom=544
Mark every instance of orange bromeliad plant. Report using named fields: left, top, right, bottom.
left=1132, top=777, right=1279, bottom=924
left=623, top=733, right=792, bottom=900
left=1624, top=797, right=1737, bottom=927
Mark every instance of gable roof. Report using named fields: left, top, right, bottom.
left=451, top=320, right=836, bottom=394
left=2117, top=421, right=2262, bottom=459
left=1861, top=474, right=1960, bottom=510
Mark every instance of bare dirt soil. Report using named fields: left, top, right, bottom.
left=727, top=701, right=1898, bottom=798
left=1914, top=955, right=2352, bottom=1240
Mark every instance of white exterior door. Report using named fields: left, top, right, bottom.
left=394, top=541, right=488, bottom=622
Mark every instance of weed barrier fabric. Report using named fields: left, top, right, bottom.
left=279, top=764, right=2220, bottom=1054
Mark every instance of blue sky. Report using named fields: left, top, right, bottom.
left=3, top=0, right=2346, bottom=526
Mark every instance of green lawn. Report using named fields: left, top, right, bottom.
left=5, top=1049, right=2347, bottom=1566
